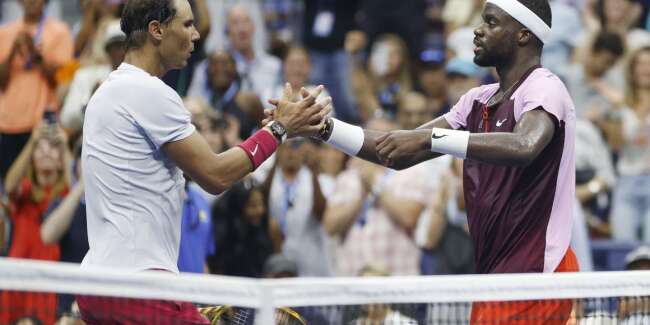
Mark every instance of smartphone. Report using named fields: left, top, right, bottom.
left=43, top=110, right=57, bottom=125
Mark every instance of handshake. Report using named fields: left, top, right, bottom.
left=263, top=83, right=333, bottom=140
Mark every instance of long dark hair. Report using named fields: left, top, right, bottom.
left=209, top=180, right=273, bottom=277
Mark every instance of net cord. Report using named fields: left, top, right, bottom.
left=2, top=258, right=650, bottom=324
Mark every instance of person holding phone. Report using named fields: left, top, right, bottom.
left=0, top=0, right=74, bottom=182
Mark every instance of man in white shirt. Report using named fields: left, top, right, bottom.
left=76, top=0, right=330, bottom=323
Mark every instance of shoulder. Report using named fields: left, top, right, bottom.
left=516, top=68, right=571, bottom=99
left=513, top=68, right=575, bottom=121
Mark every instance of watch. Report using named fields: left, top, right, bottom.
left=267, top=121, right=287, bottom=143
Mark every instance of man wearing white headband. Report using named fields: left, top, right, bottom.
left=301, top=0, right=578, bottom=323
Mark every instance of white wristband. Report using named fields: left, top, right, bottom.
left=430, top=128, right=470, bottom=159
left=326, top=118, right=364, bottom=156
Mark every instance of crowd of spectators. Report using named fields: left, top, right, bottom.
left=1, top=0, right=650, bottom=323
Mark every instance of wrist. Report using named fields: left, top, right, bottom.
left=324, top=118, right=364, bottom=156
left=430, top=128, right=470, bottom=159
left=266, top=121, right=287, bottom=143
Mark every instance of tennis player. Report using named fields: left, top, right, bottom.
left=76, top=0, right=330, bottom=323
left=313, top=0, right=578, bottom=323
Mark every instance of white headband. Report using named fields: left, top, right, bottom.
left=486, top=0, right=551, bottom=44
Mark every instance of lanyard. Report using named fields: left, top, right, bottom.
left=279, top=177, right=298, bottom=235
left=210, top=80, right=239, bottom=111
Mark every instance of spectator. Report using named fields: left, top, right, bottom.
left=188, top=50, right=264, bottom=139
left=445, top=58, right=483, bottom=106
left=397, top=92, right=436, bottom=131
left=348, top=263, right=418, bottom=325
left=39, top=139, right=87, bottom=318
left=74, top=0, right=123, bottom=63
left=565, top=31, right=626, bottom=114
left=441, top=0, right=483, bottom=32
left=60, top=19, right=126, bottom=133
left=1, top=124, right=71, bottom=325
left=210, top=181, right=280, bottom=277
left=415, top=62, right=448, bottom=118
left=611, top=46, right=650, bottom=242
left=303, top=0, right=361, bottom=123
left=542, top=1, right=584, bottom=74
left=586, top=0, right=644, bottom=35
left=163, top=0, right=211, bottom=97
left=266, top=138, right=333, bottom=276
left=324, top=117, right=434, bottom=276
left=226, top=4, right=281, bottom=96
left=350, top=33, right=413, bottom=120
left=262, top=0, right=302, bottom=58
left=262, top=46, right=332, bottom=112
left=203, top=1, right=268, bottom=57
left=177, top=179, right=215, bottom=274
left=418, top=159, right=475, bottom=276
left=262, top=253, right=338, bottom=324
left=263, top=253, right=298, bottom=278
left=574, top=118, right=616, bottom=237
left=617, top=246, right=650, bottom=323
left=0, top=0, right=74, bottom=181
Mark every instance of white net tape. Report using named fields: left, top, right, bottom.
left=2, top=258, right=650, bottom=324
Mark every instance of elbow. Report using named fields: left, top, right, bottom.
left=195, top=176, right=230, bottom=195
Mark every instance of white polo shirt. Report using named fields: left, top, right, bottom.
left=81, top=63, right=195, bottom=273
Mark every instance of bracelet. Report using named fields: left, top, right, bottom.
left=430, top=128, right=470, bottom=159
left=324, top=118, right=364, bottom=156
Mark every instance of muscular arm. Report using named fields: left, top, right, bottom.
left=374, top=108, right=556, bottom=168
left=164, top=131, right=258, bottom=195
left=466, top=109, right=555, bottom=166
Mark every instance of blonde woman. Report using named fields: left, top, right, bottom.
left=1, top=123, right=72, bottom=325
left=611, top=46, right=650, bottom=242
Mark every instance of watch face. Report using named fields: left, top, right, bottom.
left=272, top=122, right=286, bottom=136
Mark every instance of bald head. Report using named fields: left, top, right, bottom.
left=226, top=5, right=255, bottom=53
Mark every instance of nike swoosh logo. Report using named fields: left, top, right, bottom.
left=496, top=118, right=508, bottom=127
left=432, top=134, right=448, bottom=139
left=251, top=144, right=259, bottom=156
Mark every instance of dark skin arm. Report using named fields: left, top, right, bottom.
left=373, top=108, right=555, bottom=168
left=354, top=116, right=447, bottom=169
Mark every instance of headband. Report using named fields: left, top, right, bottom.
left=486, top=0, right=551, bottom=44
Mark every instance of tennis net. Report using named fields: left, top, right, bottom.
left=1, top=258, right=649, bottom=324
